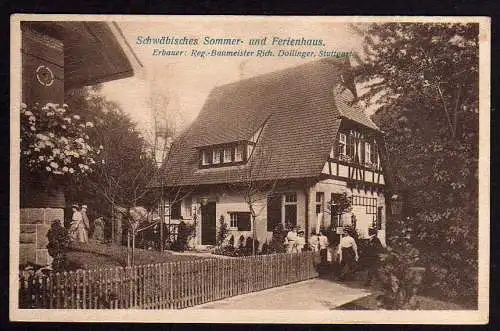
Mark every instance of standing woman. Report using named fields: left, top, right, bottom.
left=337, top=227, right=359, bottom=281
left=80, top=205, right=90, bottom=243
left=69, top=204, right=82, bottom=242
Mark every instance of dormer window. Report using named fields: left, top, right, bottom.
left=223, top=147, right=232, bottom=163
left=338, top=133, right=346, bottom=155
left=234, top=145, right=243, bottom=162
left=202, top=150, right=210, bottom=165
left=200, top=142, right=249, bottom=168
left=213, top=149, right=221, bottom=164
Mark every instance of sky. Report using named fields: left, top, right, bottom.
left=101, top=18, right=366, bottom=136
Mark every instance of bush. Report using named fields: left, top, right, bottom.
left=377, top=235, right=424, bottom=309
left=269, top=223, right=287, bottom=253
left=46, top=220, right=70, bottom=271
left=216, top=215, right=229, bottom=246
left=212, top=234, right=238, bottom=257
left=171, top=221, right=194, bottom=252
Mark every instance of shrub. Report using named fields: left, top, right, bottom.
left=171, top=221, right=194, bottom=252
left=269, top=223, right=287, bottom=253
left=212, top=234, right=237, bottom=257
left=377, top=235, right=424, bottom=309
left=216, top=215, right=229, bottom=246
left=46, top=220, right=70, bottom=271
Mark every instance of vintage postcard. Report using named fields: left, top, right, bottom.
left=10, top=15, right=490, bottom=324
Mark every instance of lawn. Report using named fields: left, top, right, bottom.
left=67, top=240, right=209, bottom=270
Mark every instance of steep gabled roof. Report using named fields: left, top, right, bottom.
left=158, top=58, right=378, bottom=187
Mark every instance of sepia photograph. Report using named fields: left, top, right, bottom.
left=9, top=15, right=490, bottom=323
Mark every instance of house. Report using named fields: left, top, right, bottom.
left=157, top=58, right=391, bottom=249
left=18, top=20, right=142, bottom=265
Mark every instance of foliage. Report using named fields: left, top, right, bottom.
left=329, top=192, right=352, bottom=217
left=212, top=235, right=238, bottom=257
left=46, top=221, right=70, bottom=271
left=172, top=221, right=195, bottom=252
left=20, top=102, right=100, bottom=184
left=216, top=215, right=230, bottom=246
left=377, top=234, right=424, bottom=309
left=355, top=23, right=479, bottom=302
left=269, top=223, right=287, bottom=253
left=65, top=86, right=159, bottom=218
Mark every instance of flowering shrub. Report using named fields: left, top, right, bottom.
left=20, top=102, right=101, bottom=180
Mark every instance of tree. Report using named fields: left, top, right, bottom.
left=229, top=147, right=278, bottom=256
left=65, top=86, right=161, bottom=265
left=353, top=23, right=479, bottom=302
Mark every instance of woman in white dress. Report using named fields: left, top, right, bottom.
left=69, top=204, right=87, bottom=243
left=337, top=227, right=359, bottom=281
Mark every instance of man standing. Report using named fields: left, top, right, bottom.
left=364, top=228, right=385, bottom=286
left=318, top=230, right=329, bottom=264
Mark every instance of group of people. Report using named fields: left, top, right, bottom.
left=309, top=226, right=385, bottom=284
left=284, top=226, right=306, bottom=252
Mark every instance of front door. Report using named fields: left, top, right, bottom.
left=201, top=202, right=216, bottom=245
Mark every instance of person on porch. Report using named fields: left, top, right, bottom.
left=69, top=204, right=87, bottom=243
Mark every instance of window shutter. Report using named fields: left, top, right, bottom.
left=238, top=213, right=251, bottom=231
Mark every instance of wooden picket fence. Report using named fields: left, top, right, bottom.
left=19, top=251, right=319, bottom=309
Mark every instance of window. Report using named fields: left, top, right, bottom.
left=229, top=212, right=251, bottom=231
left=201, top=150, right=210, bottom=165
left=365, top=142, right=371, bottom=165
left=338, top=133, right=347, bottom=155
left=316, top=192, right=324, bottom=214
left=223, top=147, right=232, bottom=163
left=170, top=200, right=182, bottom=219
left=352, top=195, right=377, bottom=214
left=212, top=149, right=221, bottom=164
left=184, top=198, right=192, bottom=217
left=377, top=206, right=383, bottom=230
left=284, top=193, right=297, bottom=227
left=285, top=193, right=297, bottom=203
left=234, top=145, right=243, bottom=162
left=267, top=195, right=282, bottom=231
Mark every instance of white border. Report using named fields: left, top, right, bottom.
left=10, top=14, right=490, bottom=324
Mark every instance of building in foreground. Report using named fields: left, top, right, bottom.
left=157, top=58, right=391, bottom=249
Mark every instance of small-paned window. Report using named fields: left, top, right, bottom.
left=223, top=147, right=232, bottom=163
left=201, top=150, right=210, bottom=165
left=365, top=142, right=371, bottom=165
left=338, top=133, right=347, bottom=155
left=213, top=149, right=221, bottom=164
left=316, top=192, right=324, bottom=214
left=229, top=212, right=251, bottom=231
left=234, top=145, right=243, bottom=162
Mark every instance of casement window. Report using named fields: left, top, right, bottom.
left=184, top=198, right=192, bottom=217
left=284, top=193, right=297, bottom=228
left=316, top=192, right=324, bottom=214
left=266, top=193, right=298, bottom=231
left=338, top=133, right=347, bottom=155
left=352, top=195, right=377, bottom=214
left=212, top=149, right=221, bottom=164
left=201, top=150, right=210, bottom=165
left=234, top=145, right=243, bottom=162
left=223, top=147, right=232, bottom=163
left=229, top=212, right=251, bottom=231
left=364, top=142, right=371, bottom=165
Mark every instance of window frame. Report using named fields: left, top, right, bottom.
left=338, top=133, right=347, bottom=156
left=212, top=149, right=221, bottom=164
left=228, top=211, right=252, bottom=231
left=223, top=147, right=232, bottom=163
left=234, top=145, right=243, bottom=162
left=201, top=150, right=210, bottom=166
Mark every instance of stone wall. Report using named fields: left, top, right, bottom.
left=20, top=208, right=64, bottom=266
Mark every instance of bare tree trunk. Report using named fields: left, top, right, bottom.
left=127, top=231, right=131, bottom=266
left=132, top=231, right=136, bottom=266
left=252, top=214, right=256, bottom=256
